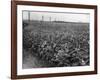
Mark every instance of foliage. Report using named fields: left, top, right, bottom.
left=23, top=27, right=89, bottom=67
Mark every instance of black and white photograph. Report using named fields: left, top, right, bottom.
left=22, top=11, right=90, bottom=69
left=11, top=1, right=97, bottom=79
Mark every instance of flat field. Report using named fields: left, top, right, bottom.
left=23, top=20, right=89, bottom=69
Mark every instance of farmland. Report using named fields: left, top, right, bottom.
left=23, top=20, right=90, bottom=68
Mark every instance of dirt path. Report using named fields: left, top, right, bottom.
left=22, top=49, right=51, bottom=69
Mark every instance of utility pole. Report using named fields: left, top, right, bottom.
left=28, top=11, right=30, bottom=22
left=42, top=16, right=44, bottom=21
left=49, top=17, right=51, bottom=22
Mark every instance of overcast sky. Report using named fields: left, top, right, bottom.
left=23, top=11, right=90, bottom=23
